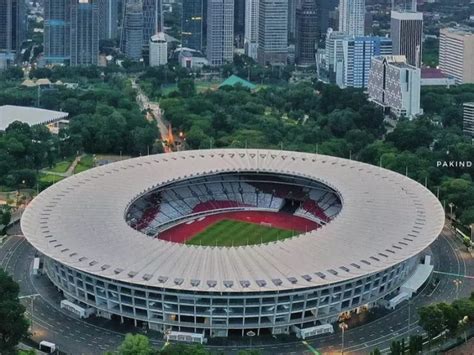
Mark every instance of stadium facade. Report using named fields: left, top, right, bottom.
left=21, top=149, right=444, bottom=339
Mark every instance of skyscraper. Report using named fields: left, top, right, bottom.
left=98, top=0, right=118, bottom=40
left=244, top=0, right=258, bottom=59
left=122, top=0, right=144, bottom=61
left=342, top=36, right=392, bottom=88
left=0, top=0, right=26, bottom=59
left=206, top=0, right=234, bottom=66
left=234, top=0, right=246, bottom=48
left=391, top=10, right=423, bottom=67
left=70, top=0, right=99, bottom=66
left=143, top=0, right=163, bottom=44
left=257, top=0, right=288, bottom=66
left=182, top=0, right=204, bottom=51
left=318, top=0, right=338, bottom=38
left=287, top=0, right=299, bottom=42
left=296, top=0, right=318, bottom=66
left=44, top=0, right=71, bottom=64
left=439, top=27, right=474, bottom=84
left=338, top=0, right=365, bottom=36
left=368, top=55, right=421, bottom=118
left=121, top=0, right=162, bottom=60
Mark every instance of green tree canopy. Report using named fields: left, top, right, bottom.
left=0, top=269, right=29, bottom=354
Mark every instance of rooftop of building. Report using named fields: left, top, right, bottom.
left=373, top=55, right=418, bottom=69
left=421, top=68, right=449, bottom=79
left=0, top=105, right=69, bottom=131
left=219, top=75, right=257, bottom=90
left=21, top=149, right=444, bottom=293
left=441, top=26, right=474, bottom=36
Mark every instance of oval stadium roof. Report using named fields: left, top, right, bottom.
left=21, top=149, right=445, bottom=292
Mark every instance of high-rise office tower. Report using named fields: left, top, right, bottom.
left=338, top=0, right=365, bottom=36
left=342, top=36, right=392, bottom=88
left=257, top=0, right=288, bottom=66
left=234, top=0, right=245, bottom=48
left=122, top=0, right=144, bottom=61
left=439, top=27, right=474, bottom=84
left=121, top=0, right=162, bottom=60
left=391, top=10, right=423, bottom=67
left=182, top=0, right=204, bottom=51
left=206, top=0, right=234, bottom=66
left=244, top=0, right=258, bottom=60
left=143, top=0, right=163, bottom=44
left=70, top=0, right=99, bottom=66
left=296, top=0, right=318, bottom=66
left=287, top=0, right=299, bottom=42
left=368, top=55, right=421, bottom=118
left=318, top=0, right=338, bottom=38
left=98, top=0, right=118, bottom=39
left=44, top=0, right=71, bottom=64
left=0, top=0, right=26, bottom=59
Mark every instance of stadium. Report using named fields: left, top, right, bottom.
left=21, top=149, right=445, bottom=341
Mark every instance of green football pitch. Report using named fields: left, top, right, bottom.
left=185, top=219, right=298, bottom=247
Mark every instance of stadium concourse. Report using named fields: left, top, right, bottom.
left=157, top=210, right=320, bottom=243
left=21, top=149, right=445, bottom=340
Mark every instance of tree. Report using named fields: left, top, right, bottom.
left=389, top=340, right=402, bottom=355
left=0, top=206, right=11, bottom=227
left=408, top=335, right=423, bottom=354
left=0, top=269, right=29, bottom=354
left=117, top=334, right=154, bottom=355
left=159, top=343, right=210, bottom=355
left=178, top=79, right=196, bottom=98
left=370, top=348, right=381, bottom=355
left=418, top=305, right=445, bottom=339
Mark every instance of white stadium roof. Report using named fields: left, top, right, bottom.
left=0, top=105, right=69, bottom=131
left=21, top=149, right=445, bottom=292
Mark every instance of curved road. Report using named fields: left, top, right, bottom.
left=0, top=224, right=472, bottom=354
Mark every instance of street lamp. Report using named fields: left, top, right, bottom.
left=448, top=203, right=455, bottom=226
left=453, top=279, right=462, bottom=300
left=339, top=322, right=348, bottom=354
left=458, top=316, right=469, bottom=343
left=246, top=330, right=256, bottom=349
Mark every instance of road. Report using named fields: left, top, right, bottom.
left=0, top=224, right=471, bottom=354
left=131, top=78, right=173, bottom=153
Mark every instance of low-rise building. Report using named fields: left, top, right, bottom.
left=421, top=68, right=456, bottom=87
left=0, top=105, right=69, bottom=132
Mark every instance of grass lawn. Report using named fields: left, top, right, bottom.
left=74, top=155, right=95, bottom=174
left=39, top=174, right=64, bottom=184
left=186, top=219, right=297, bottom=247
left=49, top=160, right=73, bottom=173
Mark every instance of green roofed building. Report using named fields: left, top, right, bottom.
left=219, top=75, right=257, bottom=90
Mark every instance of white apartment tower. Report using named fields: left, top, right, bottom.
left=149, top=32, right=167, bottom=66
left=244, top=0, right=258, bottom=60
left=338, top=0, right=365, bottom=36
left=439, top=27, right=474, bottom=84
left=368, top=55, right=421, bottom=118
